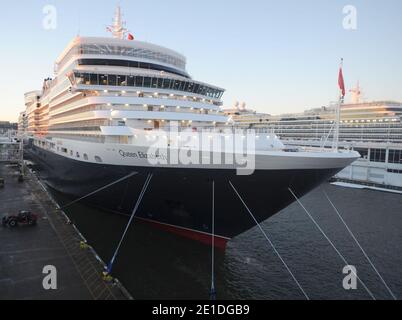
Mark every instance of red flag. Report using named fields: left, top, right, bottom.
left=128, top=33, right=134, bottom=40
left=338, top=62, right=345, bottom=97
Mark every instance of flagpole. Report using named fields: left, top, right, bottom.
left=335, top=58, right=345, bottom=151
left=334, top=95, right=341, bottom=151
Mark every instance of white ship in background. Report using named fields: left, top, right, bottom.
left=226, top=84, right=402, bottom=190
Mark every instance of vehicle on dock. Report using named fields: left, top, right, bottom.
left=2, top=211, right=38, bottom=228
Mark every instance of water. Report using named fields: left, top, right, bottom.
left=52, top=183, right=402, bottom=300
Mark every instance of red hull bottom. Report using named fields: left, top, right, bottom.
left=137, top=217, right=229, bottom=251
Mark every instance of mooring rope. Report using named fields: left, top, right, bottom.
left=59, top=171, right=138, bottom=210
left=210, top=180, right=217, bottom=300
left=229, top=181, right=310, bottom=300
left=107, top=173, right=153, bottom=274
left=288, top=187, right=376, bottom=300
left=118, top=177, right=131, bottom=210
left=322, top=189, right=397, bottom=300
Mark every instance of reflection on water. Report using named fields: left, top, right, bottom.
left=50, top=183, right=402, bottom=300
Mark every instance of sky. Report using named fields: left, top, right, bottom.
left=0, top=0, right=402, bottom=122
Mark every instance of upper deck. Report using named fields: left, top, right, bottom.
left=56, top=37, right=188, bottom=77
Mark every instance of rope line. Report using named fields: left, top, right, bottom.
left=288, top=187, right=376, bottom=300
left=230, top=181, right=310, bottom=300
left=210, top=180, right=216, bottom=300
left=323, top=189, right=397, bottom=300
left=107, top=173, right=153, bottom=274
left=60, top=172, right=138, bottom=210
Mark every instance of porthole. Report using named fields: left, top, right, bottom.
left=95, top=156, right=103, bottom=163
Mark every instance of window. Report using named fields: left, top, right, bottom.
left=151, top=77, right=158, bottom=88
left=143, top=77, right=151, bottom=87
left=95, top=156, right=103, bottom=163
left=139, top=62, right=149, bottom=70
left=370, top=148, right=386, bottom=163
left=77, top=44, right=186, bottom=69
left=100, top=74, right=108, bottom=85
left=162, top=78, right=171, bottom=89
left=84, top=154, right=89, bottom=160
left=90, top=74, right=98, bottom=85
left=71, top=72, right=224, bottom=99
left=108, top=75, right=117, bottom=86
left=389, top=149, right=402, bottom=164
left=127, top=76, right=135, bottom=86
left=117, top=75, right=127, bottom=86
left=354, top=148, right=368, bottom=159
left=76, top=152, right=80, bottom=158
left=198, top=85, right=206, bottom=95
left=177, top=81, right=184, bottom=91
left=387, top=169, right=402, bottom=174
left=79, top=58, right=189, bottom=77
left=83, top=73, right=91, bottom=85
left=135, top=76, right=144, bottom=87
left=70, top=150, right=73, bottom=156
left=75, top=73, right=83, bottom=85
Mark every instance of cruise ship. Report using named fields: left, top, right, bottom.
left=22, top=6, right=358, bottom=248
left=226, top=87, right=402, bottom=190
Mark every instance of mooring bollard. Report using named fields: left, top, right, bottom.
left=102, top=271, right=113, bottom=282
left=80, top=241, right=89, bottom=250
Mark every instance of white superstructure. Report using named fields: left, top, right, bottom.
left=21, top=5, right=228, bottom=145
left=28, top=34, right=228, bottom=143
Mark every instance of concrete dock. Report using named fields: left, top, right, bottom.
left=0, top=163, right=130, bottom=300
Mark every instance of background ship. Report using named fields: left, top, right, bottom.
left=226, top=84, right=402, bottom=190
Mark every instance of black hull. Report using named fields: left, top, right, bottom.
left=28, top=145, right=339, bottom=245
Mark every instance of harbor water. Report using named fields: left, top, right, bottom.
left=51, top=182, right=402, bottom=300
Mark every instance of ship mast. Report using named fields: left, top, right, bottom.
left=350, top=81, right=361, bottom=104
left=107, top=5, right=128, bottom=39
